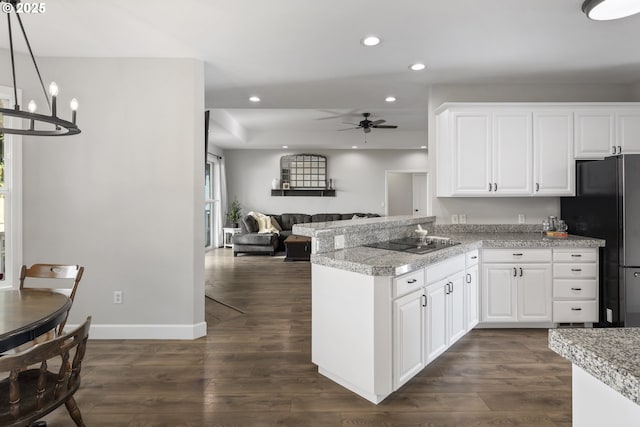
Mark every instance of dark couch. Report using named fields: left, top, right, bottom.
left=232, top=212, right=380, bottom=256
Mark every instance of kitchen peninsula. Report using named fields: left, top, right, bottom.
left=294, top=215, right=604, bottom=403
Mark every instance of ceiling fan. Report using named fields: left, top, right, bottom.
left=338, top=112, right=398, bottom=134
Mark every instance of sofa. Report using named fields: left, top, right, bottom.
left=232, top=212, right=380, bottom=256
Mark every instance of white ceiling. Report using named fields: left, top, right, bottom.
left=3, top=0, right=640, bottom=148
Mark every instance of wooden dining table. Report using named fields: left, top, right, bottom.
left=0, top=289, right=72, bottom=353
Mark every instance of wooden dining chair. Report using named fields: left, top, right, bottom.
left=0, top=316, right=91, bottom=427
left=19, top=264, right=85, bottom=336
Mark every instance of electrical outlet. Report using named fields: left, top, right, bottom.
left=459, top=214, right=467, bottom=224
left=518, top=214, right=526, bottom=224
left=451, top=214, right=459, bottom=224
left=334, top=235, right=345, bottom=250
left=113, top=291, right=123, bottom=304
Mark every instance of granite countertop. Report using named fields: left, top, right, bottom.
left=311, top=232, right=605, bottom=276
left=549, top=328, right=640, bottom=405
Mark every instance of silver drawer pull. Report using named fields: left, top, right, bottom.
left=571, top=287, right=582, bottom=291
left=407, top=278, right=417, bottom=284
left=571, top=254, right=582, bottom=257
left=513, top=253, right=523, bottom=256
left=471, top=256, right=478, bottom=259
left=571, top=308, right=582, bottom=311
left=571, top=269, right=582, bottom=272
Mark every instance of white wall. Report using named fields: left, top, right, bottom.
left=14, top=56, right=206, bottom=338
left=428, top=83, right=635, bottom=224
left=223, top=149, right=428, bottom=216
left=387, top=173, right=413, bottom=216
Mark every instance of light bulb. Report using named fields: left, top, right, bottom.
left=48, top=81, right=59, bottom=96
left=70, top=98, right=79, bottom=111
left=27, top=100, right=37, bottom=113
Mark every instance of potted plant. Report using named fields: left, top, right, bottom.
left=226, top=199, right=242, bottom=228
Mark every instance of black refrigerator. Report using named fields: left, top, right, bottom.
left=561, top=154, right=640, bottom=327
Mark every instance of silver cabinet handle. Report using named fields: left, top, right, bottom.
left=513, top=267, right=517, bottom=277
left=519, top=267, right=523, bottom=277
left=466, top=273, right=471, bottom=283
left=571, top=268, right=582, bottom=272
left=471, top=256, right=478, bottom=259
left=571, top=307, right=582, bottom=311
left=450, top=282, right=454, bottom=293
left=571, top=287, right=582, bottom=291
left=407, top=278, right=417, bottom=284
left=422, top=294, right=427, bottom=307
left=536, top=183, right=540, bottom=192
left=489, top=183, right=492, bottom=191
left=571, top=254, right=582, bottom=258
left=612, top=146, right=616, bottom=154
left=619, top=146, right=622, bottom=154
left=513, top=253, right=524, bottom=256
left=494, top=183, right=498, bottom=191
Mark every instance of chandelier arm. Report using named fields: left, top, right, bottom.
left=14, top=10, right=51, bottom=113
left=6, top=11, right=19, bottom=110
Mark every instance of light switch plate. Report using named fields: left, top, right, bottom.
left=334, top=235, right=345, bottom=249
left=459, top=214, right=467, bottom=224
left=518, top=214, right=526, bottom=224
left=451, top=214, right=459, bottom=224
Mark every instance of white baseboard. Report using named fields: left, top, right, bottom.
left=63, top=322, right=207, bottom=340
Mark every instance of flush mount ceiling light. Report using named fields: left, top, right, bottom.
left=249, top=96, right=261, bottom=102
left=351, top=145, right=358, bottom=149
left=361, top=35, right=381, bottom=47
left=409, top=63, right=426, bottom=71
left=0, top=0, right=80, bottom=136
left=385, top=96, right=397, bottom=103
left=583, top=0, right=640, bottom=20
left=282, top=145, right=288, bottom=149
left=420, top=145, right=427, bottom=149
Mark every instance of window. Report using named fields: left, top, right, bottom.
left=280, top=154, right=327, bottom=189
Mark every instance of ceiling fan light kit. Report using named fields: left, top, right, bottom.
left=0, top=0, right=81, bottom=136
left=582, top=0, right=640, bottom=20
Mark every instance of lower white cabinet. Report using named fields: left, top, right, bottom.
left=552, top=248, right=599, bottom=323
left=481, top=249, right=552, bottom=323
left=393, top=288, right=425, bottom=389
left=465, top=261, right=480, bottom=330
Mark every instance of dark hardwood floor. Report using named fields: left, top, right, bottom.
left=41, top=249, right=572, bottom=426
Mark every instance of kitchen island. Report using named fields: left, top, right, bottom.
left=549, top=328, right=640, bottom=426
left=296, top=216, right=604, bottom=403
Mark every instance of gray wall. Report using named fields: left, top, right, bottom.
left=387, top=173, right=413, bottom=216
left=428, top=83, right=635, bottom=224
left=8, top=54, right=206, bottom=338
left=224, top=149, right=428, bottom=216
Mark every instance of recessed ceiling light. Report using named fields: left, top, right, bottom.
left=361, top=35, right=381, bottom=47
left=385, top=96, right=397, bottom=103
left=582, top=0, right=640, bottom=20
left=282, top=145, right=288, bottom=149
left=352, top=145, right=358, bottom=149
left=420, top=145, right=427, bottom=149
left=409, top=63, right=426, bottom=71
left=249, top=96, right=261, bottom=102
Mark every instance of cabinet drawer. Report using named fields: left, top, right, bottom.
left=553, top=301, right=598, bottom=323
left=466, top=250, right=479, bottom=266
left=553, top=264, right=597, bottom=279
left=553, top=279, right=597, bottom=300
left=482, top=249, right=552, bottom=263
left=393, top=270, right=425, bottom=298
left=553, top=249, right=597, bottom=263
left=426, top=254, right=465, bottom=285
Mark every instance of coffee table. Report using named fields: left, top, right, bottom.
left=284, top=235, right=312, bottom=261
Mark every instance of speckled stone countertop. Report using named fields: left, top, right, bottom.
left=549, top=328, right=640, bottom=405
left=310, top=232, right=604, bottom=276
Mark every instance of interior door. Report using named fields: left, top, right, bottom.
left=412, top=173, right=428, bottom=216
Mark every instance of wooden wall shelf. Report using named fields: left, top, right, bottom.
left=271, top=189, right=336, bottom=197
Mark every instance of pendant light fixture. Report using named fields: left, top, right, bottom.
left=582, top=0, right=640, bottom=21
left=0, top=0, right=80, bottom=136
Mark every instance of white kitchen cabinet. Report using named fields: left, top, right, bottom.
left=533, top=111, right=574, bottom=196
left=425, top=279, right=448, bottom=362
left=481, top=249, right=553, bottom=323
left=393, top=288, right=425, bottom=390
left=492, top=112, right=533, bottom=195
left=617, top=111, right=640, bottom=154
left=449, top=111, right=492, bottom=195
left=552, top=248, right=599, bottom=324
left=574, top=111, right=615, bottom=159
left=465, top=263, right=480, bottom=330
left=448, top=273, right=466, bottom=344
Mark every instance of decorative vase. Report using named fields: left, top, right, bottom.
left=328, top=178, right=333, bottom=190
left=271, top=178, right=279, bottom=190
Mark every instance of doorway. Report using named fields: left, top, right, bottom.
left=385, top=171, right=430, bottom=216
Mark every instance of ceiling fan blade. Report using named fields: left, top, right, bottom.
left=372, top=125, right=398, bottom=129
left=316, top=109, right=361, bottom=120
left=370, top=119, right=386, bottom=125
left=364, top=127, right=371, bottom=134
left=342, top=122, right=360, bottom=126
left=337, top=127, right=359, bottom=131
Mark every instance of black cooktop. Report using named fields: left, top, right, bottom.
left=364, top=237, right=460, bottom=255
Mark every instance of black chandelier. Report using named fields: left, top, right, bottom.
left=0, top=0, right=80, bottom=136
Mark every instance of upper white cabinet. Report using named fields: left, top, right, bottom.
left=533, top=111, right=574, bottom=196
left=573, top=108, right=640, bottom=159
left=437, top=104, right=572, bottom=197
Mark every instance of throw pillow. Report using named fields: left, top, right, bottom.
left=352, top=214, right=365, bottom=220
left=242, top=215, right=259, bottom=233
left=270, top=216, right=283, bottom=231
left=248, top=211, right=280, bottom=235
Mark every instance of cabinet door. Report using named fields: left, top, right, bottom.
left=448, top=273, right=466, bottom=345
left=425, top=281, right=448, bottom=363
left=393, top=289, right=425, bottom=390
left=617, top=111, right=640, bottom=154
left=451, top=112, right=492, bottom=195
left=518, top=264, right=552, bottom=322
left=492, top=112, right=533, bottom=195
left=533, top=112, right=575, bottom=196
left=574, top=111, right=615, bottom=159
left=465, top=264, right=480, bottom=330
left=482, top=264, right=517, bottom=322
